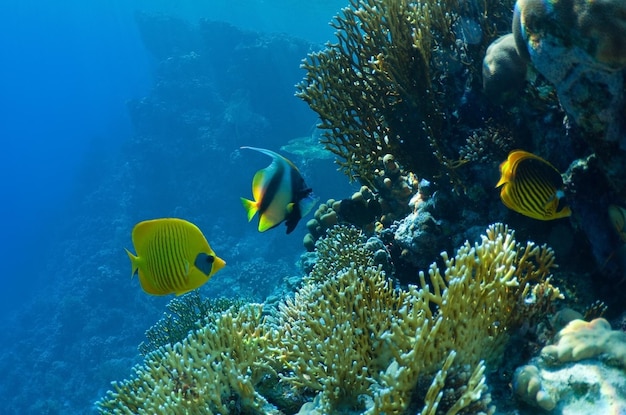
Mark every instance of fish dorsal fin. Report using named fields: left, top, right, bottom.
left=131, top=219, right=163, bottom=252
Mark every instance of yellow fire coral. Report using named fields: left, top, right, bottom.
left=96, top=304, right=275, bottom=415
left=97, top=224, right=562, bottom=414
left=272, top=223, right=561, bottom=414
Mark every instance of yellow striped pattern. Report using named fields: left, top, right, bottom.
left=126, top=218, right=225, bottom=296
left=496, top=150, right=571, bottom=220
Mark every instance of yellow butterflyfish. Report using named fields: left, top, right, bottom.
left=496, top=150, right=571, bottom=220
left=125, top=218, right=225, bottom=296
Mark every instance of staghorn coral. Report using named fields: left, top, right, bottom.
left=272, top=223, right=561, bottom=414
left=297, top=0, right=514, bottom=187
left=96, top=304, right=276, bottom=415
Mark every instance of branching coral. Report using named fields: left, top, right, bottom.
left=304, top=224, right=374, bottom=285
left=272, top=223, right=561, bottom=414
left=96, top=304, right=275, bottom=415
left=97, top=224, right=562, bottom=414
left=139, top=292, right=246, bottom=356
left=297, top=0, right=514, bottom=187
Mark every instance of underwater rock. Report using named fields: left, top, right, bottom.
left=512, top=0, right=626, bottom=198
left=482, top=33, right=528, bottom=103
left=513, top=318, right=626, bottom=413
left=514, top=360, right=626, bottom=413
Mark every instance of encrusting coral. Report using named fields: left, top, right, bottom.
left=97, top=224, right=563, bottom=414
left=513, top=318, right=626, bottom=412
left=542, top=318, right=626, bottom=368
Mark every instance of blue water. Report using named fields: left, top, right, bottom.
left=0, top=1, right=347, bottom=413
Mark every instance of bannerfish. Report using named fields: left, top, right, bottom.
left=496, top=150, right=571, bottom=220
left=125, top=218, right=226, bottom=296
left=241, top=146, right=318, bottom=233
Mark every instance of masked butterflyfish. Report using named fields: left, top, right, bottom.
left=125, top=218, right=226, bottom=296
left=496, top=150, right=571, bottom=220
left=240, top=146, right=318, bottom=233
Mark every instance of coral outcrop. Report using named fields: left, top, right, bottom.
left=512, top=0, right=626, bottom=199
left=513, top=318, right=626, bottom=413
left=482, top=33, right=528, bottom=102
left=97, top=224, right=563, bottom=414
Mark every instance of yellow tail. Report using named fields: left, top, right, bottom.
left=240, top=197, right=258, bottom=222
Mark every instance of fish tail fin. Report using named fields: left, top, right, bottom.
left=125, top=248, right=139, bottom=278
left=240, top=197, right=258, bottom=222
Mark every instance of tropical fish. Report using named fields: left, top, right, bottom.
left=125, top=218, right=225, bottom=296
left=608, top=204, right=626, bottom=242
left=241, top=146, right=318, bottom=233
left=496, top=150, right=571, bottom=220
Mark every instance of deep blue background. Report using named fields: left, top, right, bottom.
left=0, top=0, right=343, bottom=312
left=0, top=1, right=347, bottom=413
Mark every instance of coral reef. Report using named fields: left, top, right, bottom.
left=513, top=318, right=626, bottom=413
left=272, top=223, right=560, bottom=414
left=96, top=304, right=276, bottom=414
left=97, top=224, right=563, bottom=414
left=297, top=0, right=515, bottom=187
left=139, top=292, right=246, bottom=356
